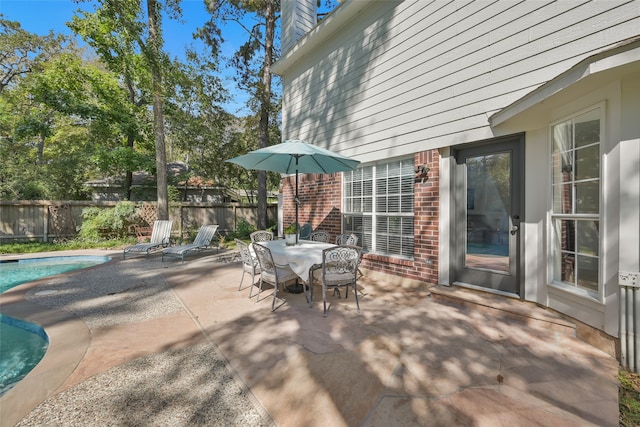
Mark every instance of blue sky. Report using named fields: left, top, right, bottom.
left=0, top=0, right=255, bottom=115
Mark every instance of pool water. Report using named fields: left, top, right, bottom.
left=0, top=315, right=48, bottom=396
left=0, top=255, right=110, bottom=396
left=467, top=242, right=509, bottom=257
left=0, top=255, right=110, bottom=294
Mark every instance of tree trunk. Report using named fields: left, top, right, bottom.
left=257, top=0, right=276, bottom=230
left=37, top=131, right=45, bottom=165
left=146, top=0, right=169, bottom=220
left=124, top=133, right=135, bottom=200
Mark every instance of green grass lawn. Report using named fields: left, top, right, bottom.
left=0, top=239, right=133, bottom=254
left=620, top=369, right=640, bottom=426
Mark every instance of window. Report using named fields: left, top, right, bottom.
left=551, top=108, right=601, bottom=294
left=343, top=159, right=414, bottom=258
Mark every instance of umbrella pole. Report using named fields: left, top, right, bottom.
left=295, top=157, right=299, bottom=245
left=286, top=156, right=306, bottom=294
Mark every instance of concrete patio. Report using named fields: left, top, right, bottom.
left=0, top=248, right=620, bottom=426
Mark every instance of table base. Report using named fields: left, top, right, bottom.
left=286, top=283, right=306, bottom=294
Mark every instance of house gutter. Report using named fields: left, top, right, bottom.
left=272, top=0, right=373, bottom=75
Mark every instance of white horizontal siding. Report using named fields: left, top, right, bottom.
left=281, top=0, right=317, bottom=53
left=286, top=1, right=634, bottom=139
left=280, top=0, right=640, bottom=160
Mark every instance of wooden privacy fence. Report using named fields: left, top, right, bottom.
left=0, top=200, right=277, bottom=243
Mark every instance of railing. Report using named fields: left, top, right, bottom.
left=0, top=200, right=277, bottom=243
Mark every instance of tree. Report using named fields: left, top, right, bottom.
left=0, top=17, right=67, bottom=93
left=0, top=21, right=99, bottom=200
left=0, top=42, right=144, bottom=200
left=200, top=0, right=280, bottom=229
left=256, top=0, right=276, bottom=230
left=146, top=0, right=169, bottom=219
left=0, top=18, right=67, bottom=196
left=199, top=1, right=338, bottom=227
left=70, top=0, right=175, bottom=218
left=29, top=49, right=154, bottom=196
left=163, top=50, right=230, bottom=185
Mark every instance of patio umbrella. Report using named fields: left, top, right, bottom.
left=226, top=139, right=360, bottom=244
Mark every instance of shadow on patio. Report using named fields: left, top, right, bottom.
left=3, top=249, right=620, bottom=426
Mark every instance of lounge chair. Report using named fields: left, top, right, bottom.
left=123, top=220, right=173, bottom=259
left=161, top=224, right=219, bottom=262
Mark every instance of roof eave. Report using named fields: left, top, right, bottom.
left=272, top=0, right=373, bottom=75
left=490, top=36, right=640, bottom=128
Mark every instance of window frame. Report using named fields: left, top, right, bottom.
left=342, top=158, right=415, bottom=259
left=548, top=104, right=603, bottom=300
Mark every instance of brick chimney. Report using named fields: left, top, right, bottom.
left=281, top=0, right=317, bottom=54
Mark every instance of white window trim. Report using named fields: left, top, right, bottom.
left=342, top=157, right=415, bottom=259
left=547, top=102, right=606, bottom=303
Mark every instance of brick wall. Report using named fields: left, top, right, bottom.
left=281, top=172, right=343, bottom=238
left=357, top=150, right=440, bottom=285
left=281, top=149, right=441, bottom=285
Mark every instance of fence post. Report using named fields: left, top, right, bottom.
left=233, top=205, right=237, bottom=231
left=43, top=203, right=49, bottom=243
left=179, top=204, right=184, bottom=242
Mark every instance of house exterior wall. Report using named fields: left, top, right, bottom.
left=275, top=0, right=640, bottom=340
left=281, top=0, right=317, bottom=53
left=281, top=172, right=343, bottom=237
left=489, top=64, right=640, bottom=337
left=278, top=0, right=639, bottom=159
left=619, top=75, right=640, bottom=276
left=280, top=149, right=441, bottom=284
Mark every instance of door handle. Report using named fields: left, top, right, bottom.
left=510, top=225, right=519, bottom=235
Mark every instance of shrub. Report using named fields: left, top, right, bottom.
left=228, top=219, right=256, bottom=240
left=78, top=201, right=139, bottom=240
left=18, top=181, right=47, bottom=200
left=168, top=185, right=181, bottom=202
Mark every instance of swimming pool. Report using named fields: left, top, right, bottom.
left=0, top=255, right=111, bottom=294
left=0, top=255, right=110, bottom=396
left=0, top=315, right=48, bottom=396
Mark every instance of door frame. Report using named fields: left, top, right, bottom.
left=450, top=133, right=525, bottom=297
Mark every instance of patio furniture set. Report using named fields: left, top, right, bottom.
left=236, top=230, right=362, bottom=316
left=121, top=217, right=362, bottom=316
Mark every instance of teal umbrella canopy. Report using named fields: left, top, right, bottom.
left=226, top=140, right=360, bottom=246
left=226, top=140, right=360, bottom=174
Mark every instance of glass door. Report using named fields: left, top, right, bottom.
left=453, top=135, right=524, bottom=295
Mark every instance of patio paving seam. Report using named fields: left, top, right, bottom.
left=166, top=279, right=277, bottom=427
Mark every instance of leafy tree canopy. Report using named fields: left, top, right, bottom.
left=0, top=1, right=340, bottom=202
